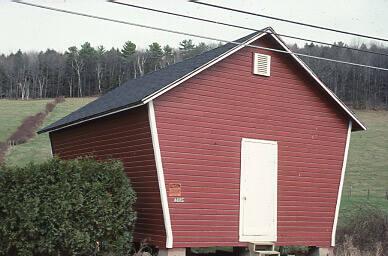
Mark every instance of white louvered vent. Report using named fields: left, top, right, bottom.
left=253, top=53, right=271, bottom=76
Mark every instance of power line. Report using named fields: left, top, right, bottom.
left=190, top=0, right=388, bottom=43
left=13, top=0, right=388, bottom=72
left=110, top=0, right=388, bottom=57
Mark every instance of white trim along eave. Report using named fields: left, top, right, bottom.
left=40, top=102, right=144, bottom=134
left=148, top=100, right=173, bottom=248
left=331, top=120, right=352, bottom=246
left=44, top=27, right=365, bottom=133
left=267, top=32, right=366, bottom=131
left=142, top=28, right=365, bottom=131
left=142, top=32, right=268, bottom=104
left=41, top=32, right=265, bottom=134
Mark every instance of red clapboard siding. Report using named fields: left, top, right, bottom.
left=154, top=34, right=348, bottom=247
left=50, top=106, right=166, bottom=247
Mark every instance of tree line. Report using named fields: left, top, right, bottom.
left=291, top=42, right=388, bottom=109
left=1, top=39, right=388, bottom=109
left=0, top=40, right=215, bottom=100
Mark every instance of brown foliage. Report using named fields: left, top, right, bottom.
left=336, top=236, right=384, bottom=256
left=45, top=102, right=56, bottom=113
left=45, top=97, right=65, bottom=113
left=8, top=112, right=46, bottom=145
left=336, top=206, right=388, bottom=254
left=54, top=96, right=65, bottom=104
left=0, top=97, right=66, bottom=162
left=0, top=142, right=8, bottom=162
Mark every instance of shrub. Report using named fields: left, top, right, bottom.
left=0, top=157, right=136, bottom=256
left=0, top=142, right=8, bottom=162
left=8, top=112, right=46, bottom=145
left=7, top=97, right=65, bottom=146
left=335, top=236, right=384, bottom=256
left=336, top=204, right=388, bottom=254
left=45, top=97, right=65, bottom=113
left=45, top=102, right=56, bottom=113
left=54, top=96, right=65, bottom=104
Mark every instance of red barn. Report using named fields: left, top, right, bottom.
left=40, top=27, right=366, bottom=256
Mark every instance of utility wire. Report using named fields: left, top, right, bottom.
left=13, top=0, right=388, bottom=72
left=111, top=0, right=388, bottom=57
left=190, top=0, right=388, bottom=43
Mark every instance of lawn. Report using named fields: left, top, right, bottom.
left=2, top=99, right=388, bottom=219
left=5, top=98, right=95, bottom=166
left=338, top=111, right=388, bottom=223
left=339, top=196, right=388, bottom=224
left=0, top=99, right=52, bottom=142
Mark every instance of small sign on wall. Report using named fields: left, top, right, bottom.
left=168, top=183, right=182, bottom=197
left=173, top=197, right=185, bottom=203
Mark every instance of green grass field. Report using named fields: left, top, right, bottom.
left=4, top=98, right=95, bottom=166
left=338, top=111, right=388, bottom=223
left=0, top=99, right=52, bottom=142
left=1, top=99, right=387, bottom=222
left=345, top=111, right=388, bottom=196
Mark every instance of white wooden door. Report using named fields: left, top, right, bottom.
left=239, top=138, right=277, bottom=242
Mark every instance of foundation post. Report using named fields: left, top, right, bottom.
left=158, top=248, right=186, bottom=256
left=308, top=247, right=334, bottom=256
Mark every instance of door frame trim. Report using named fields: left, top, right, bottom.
left=239, top=138, right=278, bottom=242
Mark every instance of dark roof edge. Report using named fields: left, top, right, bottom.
left=38, top=101, right=143, bottom=134
left=40, top=27, right=366, bottom=133
left=265, top=27, right=366, bottom=131
left=141, top=29, right=271, bottom=103
left=40, top=30, right=267, bottom=134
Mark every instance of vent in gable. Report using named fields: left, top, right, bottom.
left=253, top=53, right=271, bottom=77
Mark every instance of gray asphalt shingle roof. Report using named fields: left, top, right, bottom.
left=39, top=28, right=366, bottom=133
left=39, top=31, right=261, bottom=133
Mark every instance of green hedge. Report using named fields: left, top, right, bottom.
left=0, top=158, right=136, bottom=256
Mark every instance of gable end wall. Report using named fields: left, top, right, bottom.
left=154, top=35, right=349, bottom=248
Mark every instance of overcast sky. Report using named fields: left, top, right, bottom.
left=1, top=0, right=388, bottom=54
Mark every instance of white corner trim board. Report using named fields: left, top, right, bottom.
left=46, top=28, right=365, bottom=133
left=142, top=29, right=365, bottom=131
left=49, top=132, right=54, bottom=157
left=148, top=100, right=173, bottom=248
left=331, top=120, right=352, bottom=246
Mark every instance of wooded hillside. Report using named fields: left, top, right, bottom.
left=292, top=42, right=388, bottom=109
left=1, top=39, right=387, bottom=109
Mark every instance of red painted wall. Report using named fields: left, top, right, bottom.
left=50, top=106, right=166, bottom=247
left=154, top=35, right=348, bottom=248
